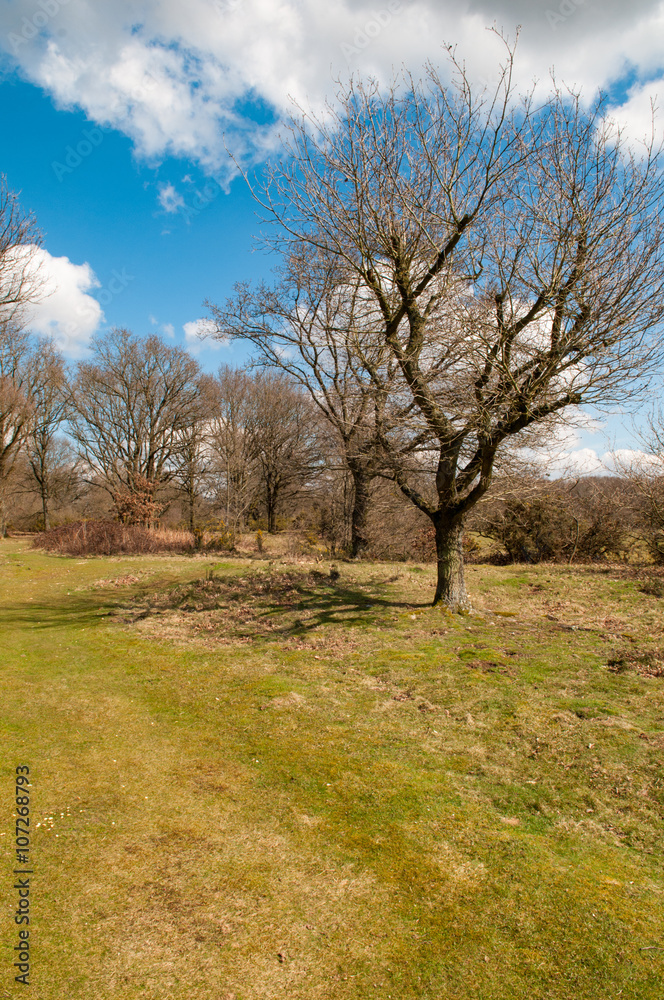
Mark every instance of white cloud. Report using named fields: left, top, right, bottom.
left=161, top=322, right=175, bottom=338
left=183, top=317, right=217, bottom=340
left=2, top=1, right=664, bottom=183
left=22, top=246, right=104, bottom=356
left=608, top=81, right=664, bottom=146
left=602, top=447, right=664, bottom=473
left=515, top=409, right=612, bottom=477
left=158, top=183, right=185, bottom=213
left=555, top=448, right=606, bottom=476
left=517, top=411, right=664, bottom=477
left=183, top=317, right=225, bottom=354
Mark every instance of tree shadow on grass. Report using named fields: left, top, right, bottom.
left=0, top=589, right=137, bottom=633
left=252, top=582, right=429, bottom=634
left=0, top=569, right=434, bottom=642
left=139, top=568, right=435, bottom=642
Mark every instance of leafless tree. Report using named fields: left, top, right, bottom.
left=245, top=37, right=664, bottom=607
left=0, top=324, right=38, bottom=535
left=246, top=368, right=323, bottom=533
left=616, top=409, right=664, bottom=561
left=23, top=340, right=75, bottom=529
left=171, top=374, right=219, bottom=533
left=19, top=438, right=82, bottom=530
left=0, top=176, right=43, bottom=326
left=207, top=254, right=409, bottom=556
left=0, top=179, right=46, bottom=535
left=207, top=365, right=324, bottom=533
left=68, top=328, right=204, bottom=521
left=208, top=366, right=261, bottom=531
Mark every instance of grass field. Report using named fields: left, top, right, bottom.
left=2, top=537, right=664, bottom=999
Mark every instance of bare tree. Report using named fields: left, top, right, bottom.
left=246, top=368, right=323, bottom=533
left=245, top=39, right=664, bottom=607
left=0, top=324, right=38, bottom=535
left=207, top=365, right=324, bottom=533
left=23, top=340, right=73, bottom=529
left=0, top=179, right=45, bottom=535
left=616, top=409, right=664, bottom=561
left=0, top=176, right=43, bottom=326
left=207, top=255, right=407, bottom=556
left=208, top=366, right=261, bottom=531
left=171, top=374, right=218, bottom=533
left=69, top=328, right=204, bottom=522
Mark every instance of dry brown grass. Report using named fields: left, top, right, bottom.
left=33, top=520, right=195, bottom=556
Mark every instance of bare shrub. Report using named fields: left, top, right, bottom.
left=32, top=520, right=194, bottom=557
left=472, top=479, right=628, bottom=564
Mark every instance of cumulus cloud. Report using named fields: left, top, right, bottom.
left=515, top=407, right=664, bottom=477
left=515, top=410, right=611, bottom=477
left=158, top=183, right=186, bottom=213
left=602, top=447, right=664, bottom=473
left=608, top=81, right=664, bottom=145
left=22, top=247, right=104, bottom=355
left=183, top=317, right=225, bottom=354
left=1, top=1, right=663, bottom=182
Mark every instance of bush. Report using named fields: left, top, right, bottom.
left=474, top=485, right=628, bottom=564
left=496, top=498, right=572, bottom=563
left=199, top=520, right=235, bottom=552
left=32, top=520, right=194, bottom=557
left=649, top=529, right=664, bottom=564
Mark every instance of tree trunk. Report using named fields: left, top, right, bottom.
left=266, top=485, right=278, bottom=533
left=42, top=490, right=50, bottom=531
left=349, top=464, right=371, bottom=558
left=432, top=516, right=470, bottom=610
left=187, top=471, right=195, bottom=533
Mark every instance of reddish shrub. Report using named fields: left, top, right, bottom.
left=32, top=520, right=194, bottom=557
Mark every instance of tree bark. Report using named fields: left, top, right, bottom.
left=266, top=484, right=278, bottom=533
left=349, top=464, right=371, bottom=558
left=187, top=467, right=196, bottom=533
left=432, top=516, right=470, bottom=610
left=188, top=493, right=195, bottom=533
left=42, top=490, right=50, bottom=531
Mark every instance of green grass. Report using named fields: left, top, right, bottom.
left=2, top=540, right=664, bottom=998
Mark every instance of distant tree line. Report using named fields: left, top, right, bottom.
left=1, top=318, right=663, bottom=569
left=0, top=325, right=331, bottom=540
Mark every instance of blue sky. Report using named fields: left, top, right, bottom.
left=0, top=77, right=267, bottom=368
left=1, top=0, right=663, bottom=469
